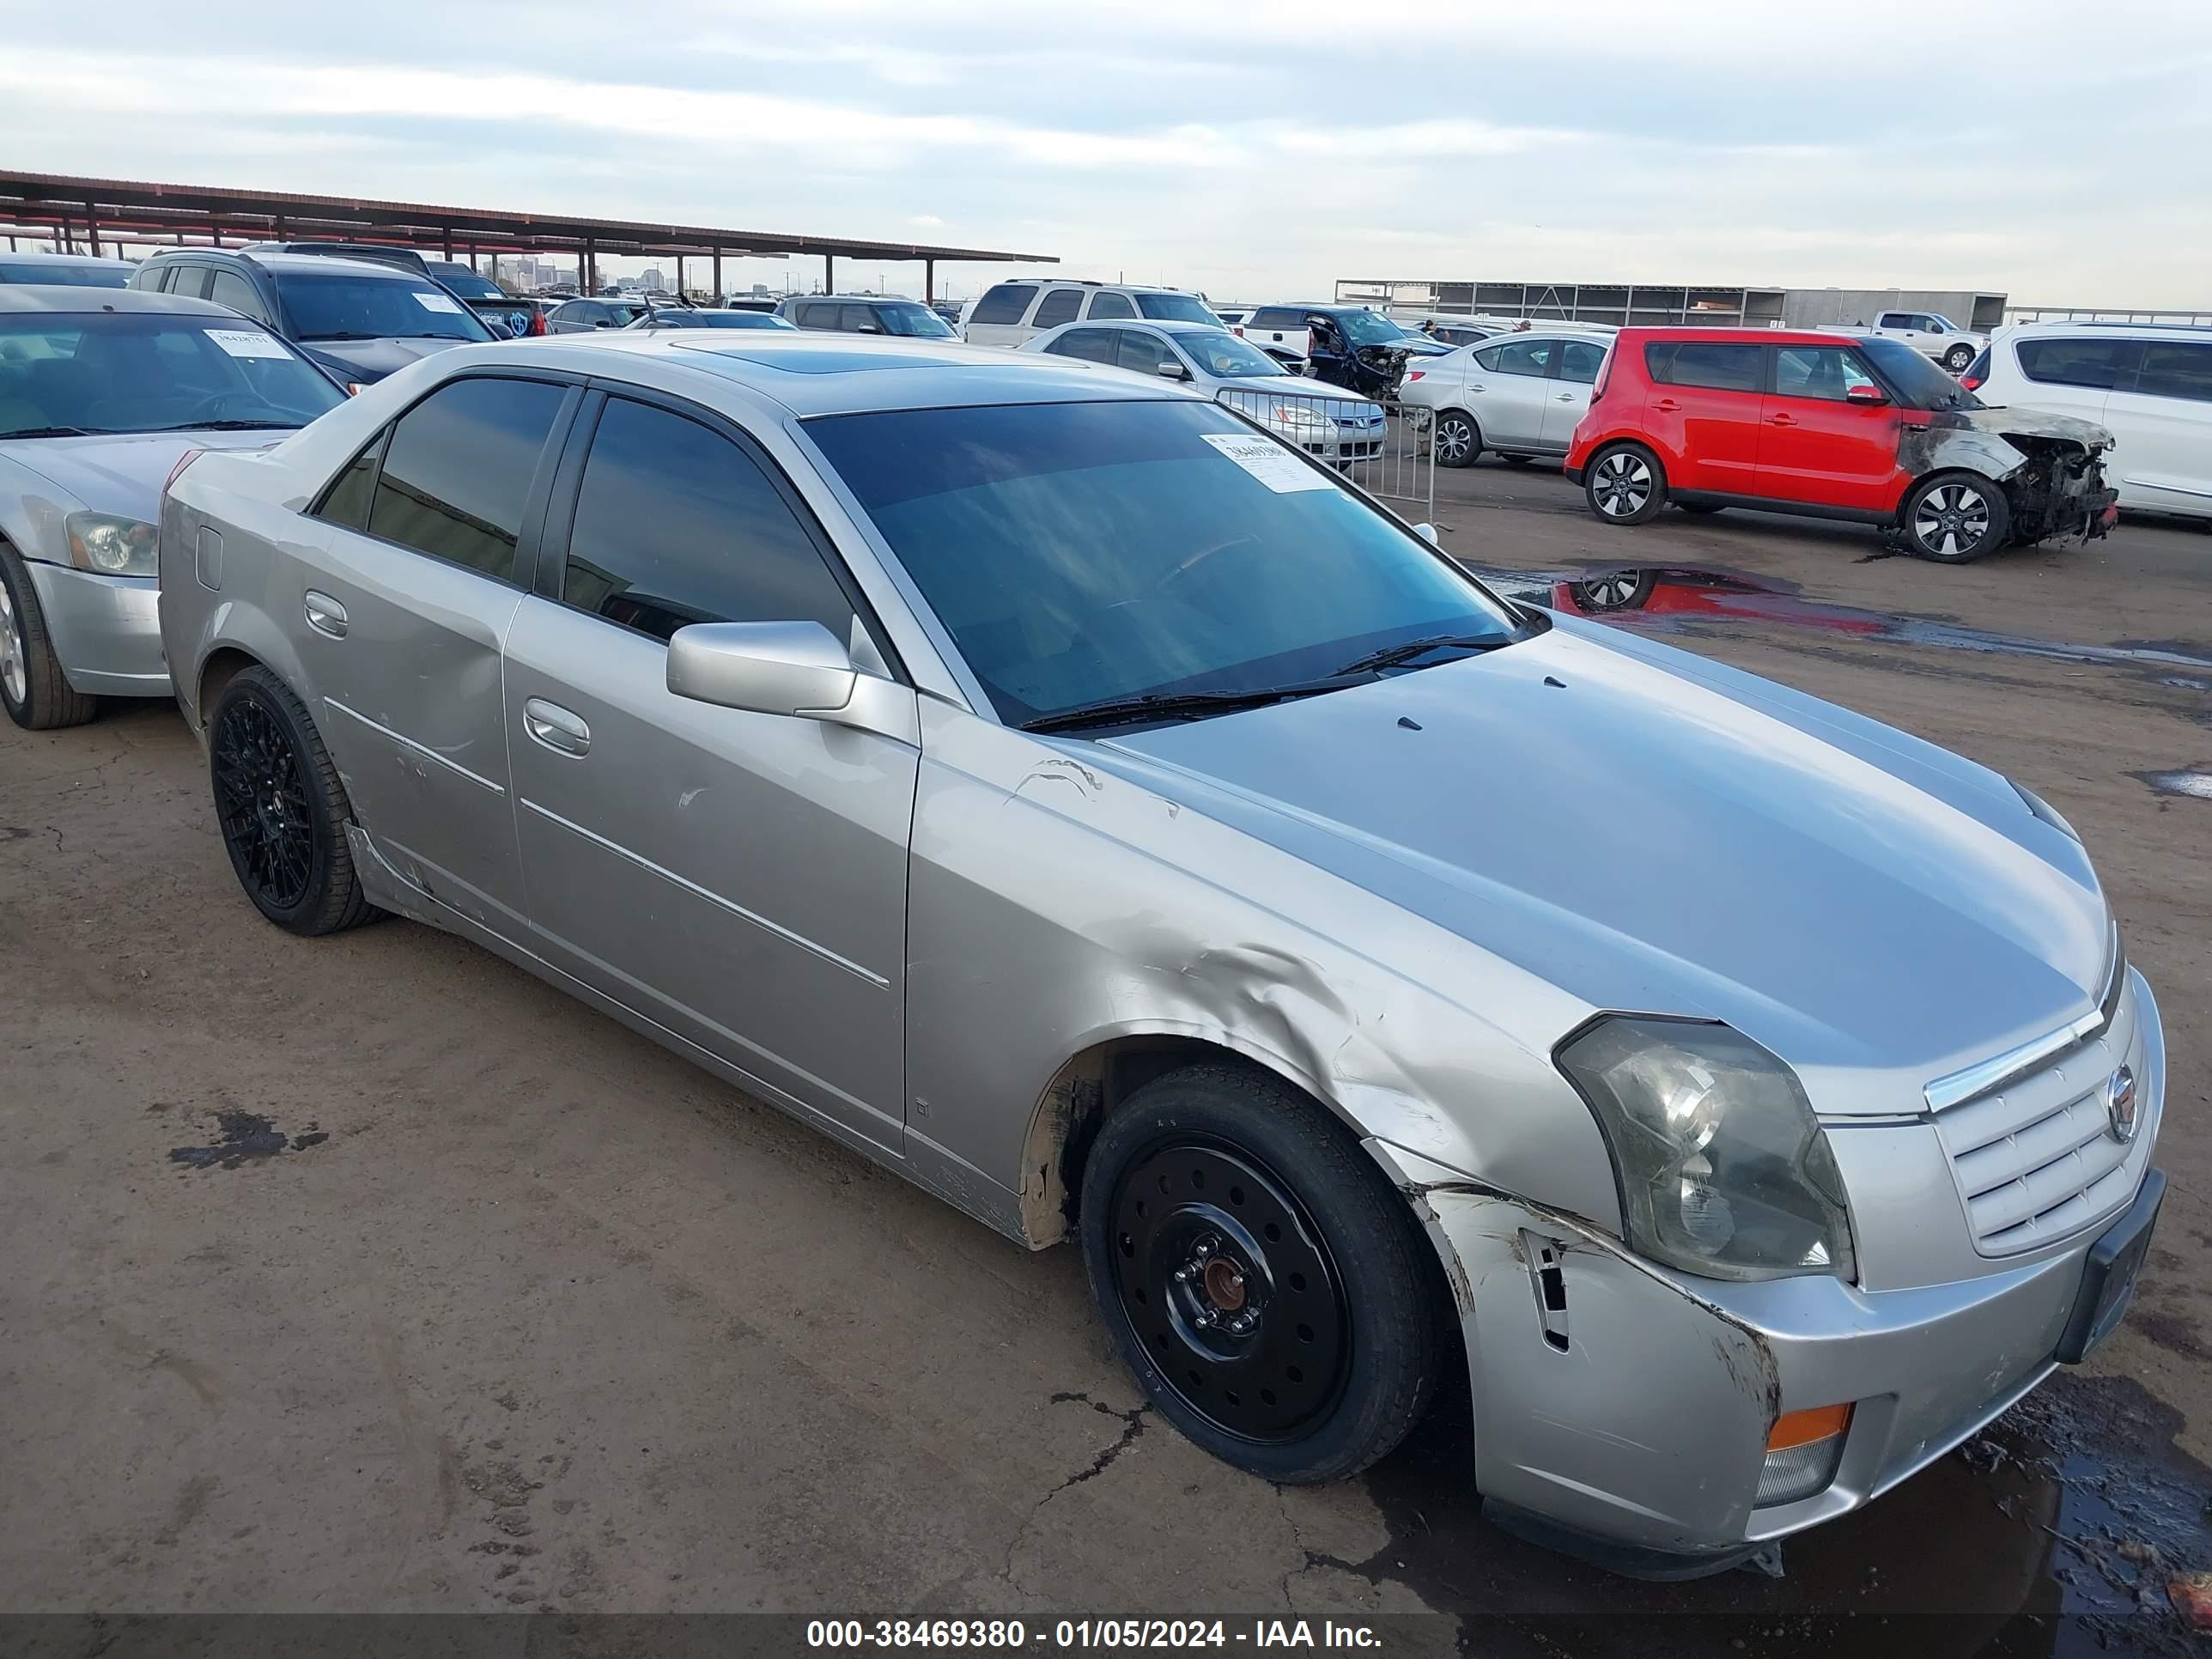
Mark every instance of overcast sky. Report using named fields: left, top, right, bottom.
left=4, top=1, right=2209, bottom=307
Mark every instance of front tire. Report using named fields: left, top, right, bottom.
left=0, top=544, right=100, bottom=731
left=1585, top=443, right=1666, bottom=525
left=1079, top=1062, right=1440, bottom=1486
left=208, top=665, right=380, bottom=935
left=1943, top=343, right=1975, bottom=373
left=1433, top=411, right=1480, bottom=469
left=1901, top=471, right=2009, bottom=562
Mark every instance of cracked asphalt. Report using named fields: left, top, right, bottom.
left=2, top=458, right=2208, bottom=1652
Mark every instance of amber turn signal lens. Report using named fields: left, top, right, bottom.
left=1766, top=1402, right=1853, bottom=1452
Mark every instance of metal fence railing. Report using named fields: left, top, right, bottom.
left=1218, top=386, right=1436, bottom=523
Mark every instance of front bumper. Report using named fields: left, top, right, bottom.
left=22, top=560, right=168, bottom=696
left=1373, top=966, right=2166, bottom=1574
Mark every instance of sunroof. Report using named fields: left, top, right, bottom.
left=671, top=342, right=953, bottom=374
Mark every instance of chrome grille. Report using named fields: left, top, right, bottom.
left=1929, top=957, right=2138, bottom=1256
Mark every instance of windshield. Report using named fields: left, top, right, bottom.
left=1178, top=331, right=1285, bottom=379
left=1861, top=337, right=1982, bottom=410
left=808, top=399, right=1522, bottom=727
left=0, top=262, right=130, bottom=289
left=0, top=312, right=343, bottom=436
left=1338, top=310, right=1411, bottom=347
left=877, top=303, right=957, bottom=338
left=1135, top=293, right=1226, bottom=326
left=430, top=267, right=505, bottom=301
left=653, top=310, right=793, bottom=329
left=274, top=271, right=494, bottom=343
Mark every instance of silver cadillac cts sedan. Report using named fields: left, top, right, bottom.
left=157, top=332, right=2166, bottom=1577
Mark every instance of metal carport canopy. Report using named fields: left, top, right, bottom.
left=0, top=169, right=1058, bottom=299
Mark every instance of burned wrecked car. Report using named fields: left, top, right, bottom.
left=1566, top=329, right=2118, bottom=562
left=162, top=331, right=2165, bottom=1577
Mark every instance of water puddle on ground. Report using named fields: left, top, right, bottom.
left=2133, top=770, right=2212, bottom=802
left=1462, top=562, right=2212, bottom=680
left=1346, top=1371, right=2212, bottom=1657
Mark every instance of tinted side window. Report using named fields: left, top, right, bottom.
left=314, top=429, right=388, bottom=531
left=2134, top=342, right=2212, bottom=404
left=969, top=283, right=1036, bottom=325
left=368, top=378, right=566, bottom=582
left=1472, top=343, right=1504, bottom=372
left=1248, top=308, right=1301, bottom=330
left=1559, top=339, right=1607, bottom=385
left=171, top=265, right=214, bottom=301
left=1491, top=338, right=1556, bottom=377
left=209, top=270, right=270, bottom=325
left=1030, top=289, right=1083, bottom=331
left=2016, top=337, right=2141, bottom=390
left=1047, top=328, right=1115, bottom=364
left=788, top=304, right=830, bottom=331
left=841, top=304, right=881, bottom=332
left=1661, top=343, right=1762, bottom=392
left=1085, top=290, right=1136, bottom=320
left=1115, top=331, right=1174, bottom=375
left=1772, top=345, right=1878, bottom=401
left=562, top=398, right=854, bottom=643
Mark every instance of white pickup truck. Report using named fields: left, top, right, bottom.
left=1814, top=310, right=1986, bottom=373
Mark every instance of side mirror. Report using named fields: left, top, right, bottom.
left=593, top=319, right=616, bottom=330
left=667, top=622, right=856, bottom=718
left=1844, top=384, right=1890, bottom=405
left=1413, top=523, right=1440, bottom=544
left=857, top=324, right=884, bottom=335
left=1157, top=359, right=1190, bottom=380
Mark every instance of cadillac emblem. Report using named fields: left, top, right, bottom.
left=2105, top=1065, right=2139, bottom=1144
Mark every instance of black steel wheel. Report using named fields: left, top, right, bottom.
left=208, top=665, right=380, bottom=935
left=1106, top=1138, right=1350, bottom=1444
left=1081, top=1062, right=1441, bottom=1485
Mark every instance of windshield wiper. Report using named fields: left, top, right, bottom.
left=139, top=419, right=299, bottom=432
left=1330, top=634, right=1505, bottom=677
left=1021, top=678, right=1360, bottom=735
left=0, top=425, right=106, bottom=439
left=301, top=331, right=384, bottom=342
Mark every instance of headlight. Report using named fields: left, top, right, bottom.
left=2012, top=779, right=2080, bottom=842
left=1269, top=404, right=1329, bottom=432
left=65, top=512, right=158, bottom=577
left=1557, top=1017, right=1856, bottom=1282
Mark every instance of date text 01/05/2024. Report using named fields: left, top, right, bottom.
left=805, top=1620, right=1385, bottom=1648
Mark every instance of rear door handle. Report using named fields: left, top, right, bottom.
left=1555, top=392, right=1576, bottom=402
left=1653, top=398, right=1680, bottom=412
left=524, top=698, right=591, bottom=757
left=1768, top=413, right=1799, bottom=426
left=303, top=590, right=348, bottom=639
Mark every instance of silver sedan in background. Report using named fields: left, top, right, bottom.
left=0, top=287, right=344, bottom=729
left=158, top=331, right=2164, bottom=1577
left=1021, top=319, right=1388, bottom=462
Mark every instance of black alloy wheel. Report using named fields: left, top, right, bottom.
left=213, top=694, right=315, bottom=913
left=1106, top=1138, right=1349, bottom=1445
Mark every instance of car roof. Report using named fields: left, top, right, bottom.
left=0, top=285, right=245, bottom=317
left=1612, top=327, right=1847, bottom=345
left=149, top=249, right=422, bottom=280
left=458, top=331, right=1200, bottom=418
left=1, top=250, right=125, bottom=268
left=2002, top=319, right=2212, bottom=337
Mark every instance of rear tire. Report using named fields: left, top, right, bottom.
left=1901, top=471, right=2010, bottom=562
left=208, top=665, right=381, bottom=936
left=1585, top=443, right=1666, bottom=526
left=1433, top=411, right=1480, bottom=469
left=0, top=544, right=100, bottom=731
left=1079, top=1062, right=1441, bottom=1486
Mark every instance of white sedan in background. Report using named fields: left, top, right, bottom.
left=1021, top=319, right=1388, bottom=464
left=1399, top=332, right=1611, bottom=468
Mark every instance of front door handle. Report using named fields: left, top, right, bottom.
left=303, top=590, right=348, bottom=639
left=1555, top=392, right=1576, bottom=402
left=524, top=698, right=591, bottom=757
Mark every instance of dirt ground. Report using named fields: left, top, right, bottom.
left=3, top=460, right=2209, bottom=1654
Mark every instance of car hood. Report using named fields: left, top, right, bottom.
left=297, top=336, right=471, bottom=385
left=1, top=429, right=286, bottom=522
left=1950, top=404, right=2113, bottom=451
left=1089, top=619, right=2110, bottom=1109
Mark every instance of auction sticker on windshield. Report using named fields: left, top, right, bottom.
left=204, top=329, right=290, bottom=360
left=414, top=293, right=463, bottom=313
left=1200, top=432, right=1337, bottom=494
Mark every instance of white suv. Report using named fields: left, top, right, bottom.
left=1966, top=322, right=2212, bottom=522
left=962, top=281, right=1223, bottom=347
